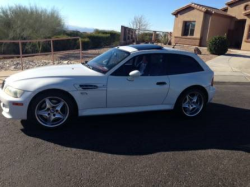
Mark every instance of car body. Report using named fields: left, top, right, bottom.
left=0, top=44, right=215, bottom=128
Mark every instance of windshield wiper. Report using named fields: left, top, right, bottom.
left=82, top=63, right=93, bottom=70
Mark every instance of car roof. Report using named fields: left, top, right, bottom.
left=117, top=44, right=195, bottom=56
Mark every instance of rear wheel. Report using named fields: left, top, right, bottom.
left=176, top=88, right=206, bottom=118
left=28, top=91, right=76, bottom=129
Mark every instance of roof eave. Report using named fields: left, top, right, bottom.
left=226, top=0, right=240, bottom=6
left=221, top=7, right=228, bottom=11
left=172, top=3, right=206, bottom=15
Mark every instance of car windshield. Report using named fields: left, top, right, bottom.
left=84, top=48, right=130, bottom=74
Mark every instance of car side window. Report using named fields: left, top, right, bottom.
left=166, top=54, right=204, bottom=75
left=111, top=58, right=136, bottom=76
left=111, top=54, right=168, bottom=76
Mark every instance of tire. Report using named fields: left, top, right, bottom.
left=28, top=91, right=76, bottom=129
left=175, top=88, right=206, bottom=118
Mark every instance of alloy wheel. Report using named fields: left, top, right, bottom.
left=35, top=97, right=69, bottom=127
left=182, top=92, right=204, bottom=117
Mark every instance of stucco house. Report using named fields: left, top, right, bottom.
left=172, top=0, right=250, bottom=50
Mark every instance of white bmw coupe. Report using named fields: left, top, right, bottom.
left=0, top=44, right=215, bottom=128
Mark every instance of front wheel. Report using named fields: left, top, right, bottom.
left=28, top=91, right=76, bottom=129
left=176, top=88, right=206, bottom=118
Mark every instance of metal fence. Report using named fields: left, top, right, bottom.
left=0, top=37, right=82, bottom=70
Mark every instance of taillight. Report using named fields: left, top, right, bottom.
left=211, top=77, right=214, bottom=86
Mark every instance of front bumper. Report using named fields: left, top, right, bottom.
left=0, top=88, right=33, bottom=120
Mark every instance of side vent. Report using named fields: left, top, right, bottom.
left=79, top=85, right=98, bottom=90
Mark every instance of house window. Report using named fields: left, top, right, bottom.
left=183, top=21, right=196, bottom=36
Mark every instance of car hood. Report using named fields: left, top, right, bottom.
left=6, top=64, right=103, bottom=83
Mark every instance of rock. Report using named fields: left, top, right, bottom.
left=194, top=47, right=202, bottom=55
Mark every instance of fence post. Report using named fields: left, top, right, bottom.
left=19, top=41, right=23, bottom=70
left=51, top=39, right=54, bottom=64
left=79, top=37, right=82, bottom=63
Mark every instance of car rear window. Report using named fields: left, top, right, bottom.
left=166, top=54, right=204, bottom=75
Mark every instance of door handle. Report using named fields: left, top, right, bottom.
left=156, top=82, right=167, bottom=86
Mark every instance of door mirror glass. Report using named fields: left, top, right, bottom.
left=128, top=70, right=141, bottom=81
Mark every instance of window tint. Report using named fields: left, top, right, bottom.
left=183, top=21, right=196, bottom=36
left=111, top=58, right=136, bottom=76
left=166, top=54, right=203, bottom=75
left=111, top=54, right=168, bottom=76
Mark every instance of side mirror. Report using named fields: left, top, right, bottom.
left=127, top=70, right=141, bottom=81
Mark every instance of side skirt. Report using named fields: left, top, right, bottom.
left=79, top=105, right=174, bottom=116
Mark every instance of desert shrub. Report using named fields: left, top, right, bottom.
left=0, top=43, right=19, bottom=55
left=0, top=5, right=64, bottom=40
left=138, top=33, right=153, bottom=43
left=81, top=38, right=91, bottom=50
left=87, top=33, right=110, bottom=48
left=63, top=30, right=84, bottom=38
left=0, top=5, right=64, bottom=54
left=94, top=29, right=120, bottom=44
left=160, top=33, right=169, bottom=45
left=52, top=35, right=79, bottom=51
left=208, top=36, right=229, bottom=55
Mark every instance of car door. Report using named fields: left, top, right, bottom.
left=107, top=53, right=170, bottom=108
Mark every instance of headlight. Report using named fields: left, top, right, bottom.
left=4, top=86, right=24, bottom=98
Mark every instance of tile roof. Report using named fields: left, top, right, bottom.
left=221, top=7, right=228, bottom=11
left=226, top=0, right=241, bottom=5
left=172, top=3, right=234, bottom=17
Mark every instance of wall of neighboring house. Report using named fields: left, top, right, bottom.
left=227, top=0, right=250, bottom=50
left=173, top=8, right=204, bottom=46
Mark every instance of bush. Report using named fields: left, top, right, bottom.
left=94, top=29, right=120, bottom=44
left=52, top=35, right=79, bottom=51
left=0, top=5, right=64, bottom=40
left=160, top=33, right=169, bottom=45
left=87, top=33, right=110, bottom=48
left=138, top=33, right=153, bottom=43
left=0, top=5, right=64, bottom=55
left=208, top=36, right=229, bottom=55
left=81, top=38, right=91, bottom=50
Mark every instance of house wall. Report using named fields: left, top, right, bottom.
left=200, top=13, right=212, bottom=46
left=173, top=8, right=205, bottom=46
left=227, top=0, right=250, bottom=50
left=207, top=14, right=233, bottom=41
left=227, top=0, right=250, bottom=19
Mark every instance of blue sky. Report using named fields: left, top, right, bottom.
left=0, top=0, right=228, bottom=32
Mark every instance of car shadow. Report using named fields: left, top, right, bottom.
left=21, top=103, right=250, bottom=155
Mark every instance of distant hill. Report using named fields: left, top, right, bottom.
left=66, top=25, right=95, bottom=33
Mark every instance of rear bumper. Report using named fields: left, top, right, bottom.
left=0, top=88, right=33, bottom=120
left=207, top=86, right=216, bottom=103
